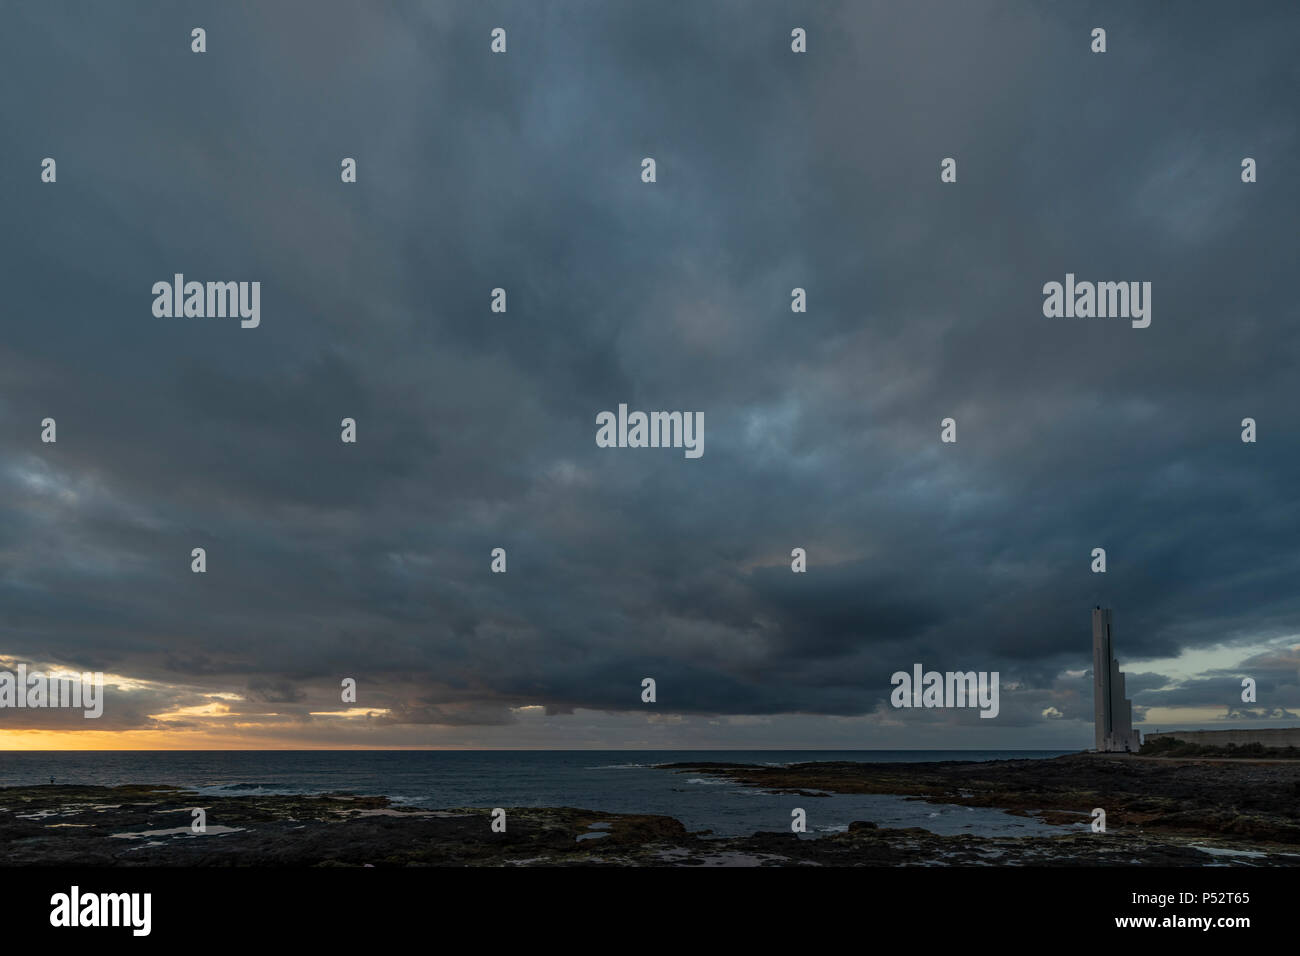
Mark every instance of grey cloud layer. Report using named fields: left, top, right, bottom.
left=1, top=1, right=1297, bottom=742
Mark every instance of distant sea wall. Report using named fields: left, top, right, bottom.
left=1145, top=728, right=1300, bottom=749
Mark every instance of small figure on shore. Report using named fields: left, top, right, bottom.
left=49, top=776, right=54, bottom=785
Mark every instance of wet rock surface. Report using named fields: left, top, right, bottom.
left=0, top=785, right=692, bottom=866
left=4, top=753, right=1298, bottom=867
left=662, top=753, right=1300, bottom=857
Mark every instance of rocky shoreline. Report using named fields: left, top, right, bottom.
left=663, top=752, right=1300, bottom=861
left=2, top=753, right=1297, bottom=866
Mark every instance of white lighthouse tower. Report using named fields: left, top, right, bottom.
left=1092, top=607, right=1142, bottom=752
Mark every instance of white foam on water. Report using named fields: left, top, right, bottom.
left=1190, top=845, right=1267, bottom=859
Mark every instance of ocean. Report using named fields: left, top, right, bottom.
left=0, top=750, right=1078, bottom=839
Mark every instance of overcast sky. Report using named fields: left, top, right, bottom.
left=2, top=1, right=1298, bottom=749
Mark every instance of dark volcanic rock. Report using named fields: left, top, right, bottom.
left=5, top=755, right=1299, bottom=867
left=0, top=786, right=694, bottom=867
left=662, top=753, right=1300, bottom=848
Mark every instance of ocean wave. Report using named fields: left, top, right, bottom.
left=191, top=783, right=322, bottom=797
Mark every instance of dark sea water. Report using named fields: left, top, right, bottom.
left=0, top=750, right=1079, bottom=838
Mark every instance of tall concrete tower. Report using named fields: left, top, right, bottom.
left=1092, top=607, right=1142, bottom=752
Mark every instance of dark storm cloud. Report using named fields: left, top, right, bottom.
left=1, top=1, right=1297, bottom=742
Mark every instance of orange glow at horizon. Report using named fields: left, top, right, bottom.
left=0, top=729, right=467, bottom=751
